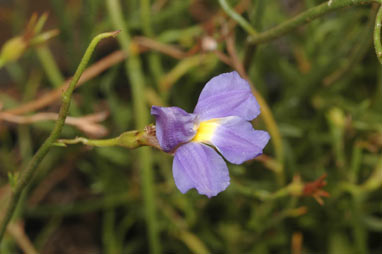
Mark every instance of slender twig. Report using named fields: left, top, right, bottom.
left=0, top=31, right=119, bottom=243
left=248, top=0, right=380, bottom=45
left=134, top=36, right=187, bottom=59
left=218, top=0, right=257, bottom=36
left=106, top=1, right=161, bottom=253
left=28, top=156, right=76, bottom=206
left=374, top=5, right=382, bottom=64
left=7, top=221, right=38, bottom=254
left=159, top=54, right=213, bottom=92
left=1, top=111, right=108, bottom=137
left=226, top=32, right=285, bottom=185
left=0, top=37, right=190, bottom=117
left=213, top=50, right=234, bottom=67
left=0, top=50, right=126, bottom=116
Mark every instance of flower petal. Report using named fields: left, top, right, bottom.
left=173, top=142, right=230, bottom=198
left=207, top=116, right=270, bottom=164
left=151, top=106, right=197, bottom=152
left=193, top=71, right=260, bottom=121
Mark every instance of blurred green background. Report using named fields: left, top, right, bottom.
left=0, top=0, right=381, bottom=253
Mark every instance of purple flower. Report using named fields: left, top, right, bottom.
left=151, top=71, right=270, bottom=198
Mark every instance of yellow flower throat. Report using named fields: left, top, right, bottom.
left=192, top=119, right=220, bottom=143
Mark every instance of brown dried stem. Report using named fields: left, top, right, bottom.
left=0, top=37, right=193, bottom=117
left=0, top=50, right=127, bottom=116
left=225, top=31, right=285, bottom=185
left=1, top=111, right=109, bottom=137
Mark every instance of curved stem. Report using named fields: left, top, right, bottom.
left=374, top=5, right=382, bottom=64
left=219, top=0, right=257, bottom=36
left=248, top=0, right=379, bottom=45
left=0, top=31, right=119, bottom=243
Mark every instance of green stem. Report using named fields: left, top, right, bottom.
left=218, top=0, right=257, bottom=36
left=160, top=54, right=212, bottom=92
left=349, top=143, right=363, bottom=183
left=60, top=136, right=121, bottom=147
left=35, top=46, right=65, bottom=88
left=248, top=0, right=380, bottom=45
left=0, top=31, right=119, bottom=243
left=106, top=1, right=161, bottom=253
left=59, top=126, right=160, bottom=150
left=352, top=195, right=368, bottom=254
left=374, top=5, right=382, bottom=64
left=141, top=0, right=164, bottom=87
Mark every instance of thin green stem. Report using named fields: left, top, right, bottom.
left=141, top=0, right=164, bottom=86
left=0, top=31, right=119, bottom=243
left=374, top=5, right=382, bottom=64
left=248, top=0, right=380, bottom=45
left=218, top=0, right=257, bottom=36
left=58, top=126, right=160, bottom=150
left=349, top=143, right=363, bottom=183
left=160, top=54, right=212, bottom=92
left=60, top=136, right=121, bottom=147
left=352, top=195, right=368, bottom=254
left=106, top=1, right=161, bottom=253
left=33, top=13, right=48, bottom=35
left=35, top=46, right=64, bottom=88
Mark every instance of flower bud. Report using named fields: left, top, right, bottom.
left=0, top=37, right=28, bottom=66
left=327, top=107, right=345, bottom=129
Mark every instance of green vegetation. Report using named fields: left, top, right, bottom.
left=0, top=0, right=381, bottom=253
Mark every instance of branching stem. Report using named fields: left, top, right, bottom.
left=248, top=0, right=380, bottom=45
left=218, top=0, right=258, bottom=36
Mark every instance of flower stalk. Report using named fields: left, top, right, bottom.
left=58, top=125, right=160, bottom=150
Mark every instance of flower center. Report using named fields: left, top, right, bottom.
left=192, top=119, right=220, bottom=143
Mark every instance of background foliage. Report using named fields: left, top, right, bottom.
left=0, top=0, right=381, bottom=253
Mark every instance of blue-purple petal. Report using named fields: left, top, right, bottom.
left=172, top=142, right=230, bottom=198
left=193, top=71, right=260, bottom=121
left=151, top=106, right=197, bottom=152
left=209, top=116, right=270, bottom=164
